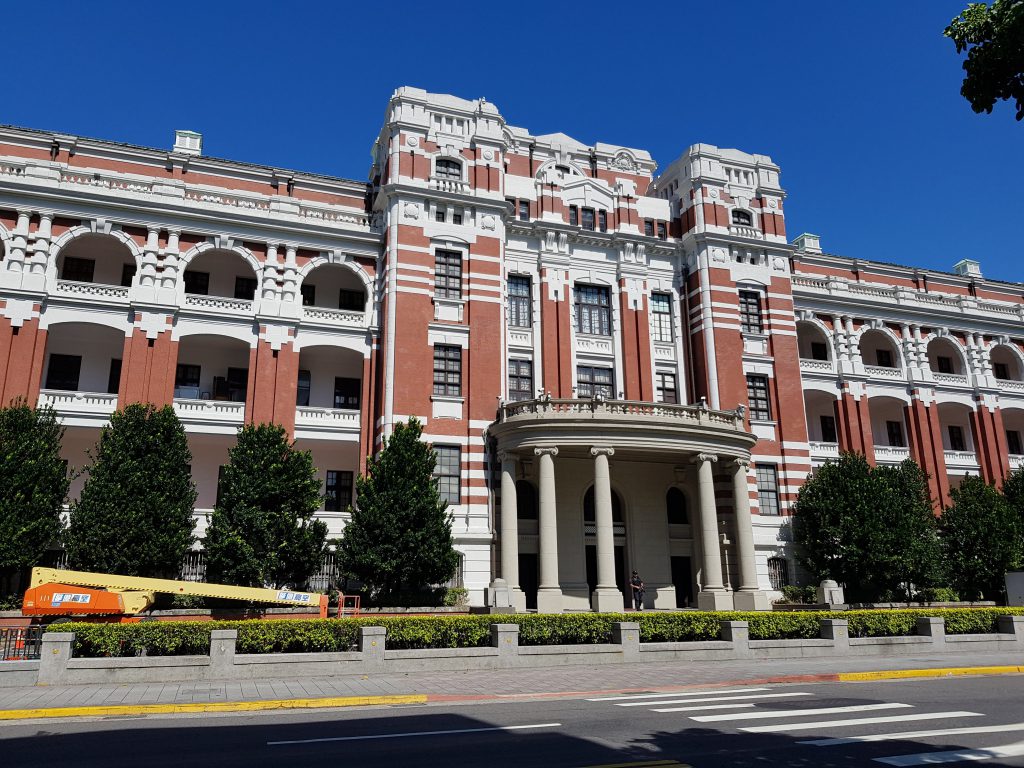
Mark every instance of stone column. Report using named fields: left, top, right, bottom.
left=694, top=453, right=733, bottom=610
left=731, top=458, right=769, bottom=610
left=534, top=446, right=563, bottom=613
left=488, top=451, right=524, bottom=611
left=590, top=446, right=623, bottom=612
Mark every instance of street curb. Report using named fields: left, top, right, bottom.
left=0, top=694, right=427, bottom=721
left=837, top=665, right=1024, bottom=682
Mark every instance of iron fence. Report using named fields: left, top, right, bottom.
left=1, top=626, right=43, bottom=661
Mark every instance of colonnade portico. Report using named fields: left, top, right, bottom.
left=487, top=398, right=769, bottom=614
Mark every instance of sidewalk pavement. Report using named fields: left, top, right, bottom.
left=1, top=650, right=1022, bottom=718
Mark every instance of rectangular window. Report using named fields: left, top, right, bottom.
left=183, top=270, right=209, bottom=295
left=226, top=367, right=248, bottom=402
left=334, top=377, right=360, bottom=409
left=810, top=341, right=829, bottom=361
left=650, top=293, right=673, bottom=343
left=508, top=275, right=532, bottom=328
left=452, top=212, right=463, bottom=225
left=432, top=345, right=462, bottom=397
left=518, top=200, right=530, bottom=221
left=581, top=207, right=596, bottom=231
left=60, top=256, right=95, bottom=283
left=876, top=348, right=894, bottom=368
left=886, top=420, right=905, bottom=447
left=300, top=283, right=315, bottom=307
left=434, top=445, right=461, bottom=507
left=598, top=210, right=608, bottom=232
left=1008, top=430, right=1023, bottom=455
left=756, top=464, right=780, bottom=516
left=508, top=359, right=533, bottom=401
left=575, top=284, right=612, bottom=336
left=234, top=276, right=257, bottom=301
left=655, top=372, right=678, bottom=404
left=45, top=354, right=81, bottom=391
left=577, top=366, right=614, bottom=399
left=106, top=359, right=122, bottom=395
left=739, top=290, right=764, bottom=334
left=995, top=362, right=1010, bottom=380
left=948, top=425, right=966, bottom=452
left=569, top=205, right=579, bottom=226
left=644, top=219, right=654, bottom=237
left=339, top=289, right=363, bottom=311
left=820, top=415, right=838, bottom=443
left=120, top=263, right=136, bottom=288
left=746, top=374, right=771, bottom=421
left=297, top=369, right=311, bottom=407
left=325, top=470, right=353, bottom=512
left=657, top=222, right=667, bottom=240
left=175, top=364, right=201, bottom=389
left=434, top=249, right=462, bottom=300
left=768, top=557, right=789, bottom=590
left=937, top=356, right=954, bottom=374
left=435, top=209, right=446, bottom=223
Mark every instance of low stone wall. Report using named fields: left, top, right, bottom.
left=3, top=616, right=1022, bottom=688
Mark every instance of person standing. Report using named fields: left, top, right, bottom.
left=629, top=570, right=645, bottom=611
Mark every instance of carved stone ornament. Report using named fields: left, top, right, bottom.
left=482, top=148, right=495, bottom=161
left=481, top=214, right=496, bottom=231
left=768, top=199, right=778, bottom=209
left=406, top=136, right=420, bottom=148
left=612, top=152, right=636, bottom=172
left=712, top=248, right=727, bottom=263
left=403, top=201, right=421, bottom=220
left=709, top=189, right=719, bottom=198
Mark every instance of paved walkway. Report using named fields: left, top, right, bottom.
left=1, top=650, right=1022, bottom=713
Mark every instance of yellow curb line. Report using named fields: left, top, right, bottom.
left=839, top=665, right=1024, bottom=682
left=0, top=694, right=427, bottom=721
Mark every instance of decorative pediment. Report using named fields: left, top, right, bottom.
left=560, top=176, right=616, bottom=211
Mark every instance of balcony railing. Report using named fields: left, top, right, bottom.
left=874, top=445, right=911, bottom=462
left=497, top=397, right=746, bottom=429
left=809, top=441, right=840, bottom=458
left=934, top=372, right=970, bottom=386
left=38, top=390, right=118, bottom=420
left=864, top=365, right=904, bottom=380
left=173, top=398, right=245, bottom=428
left=301, top=306, right=366, bottom=327
left=997, top=379, right=1024, bottom=393
left=183, top=294, right=253, bottom=315
left=1011, top=455, right=1024, bottom=470
left=799, top=358, right=833, bottom=373
left=943, top=449, right=980, bottom=467
left=294, top=406, right=360, bottom=433
left=54, top=280, right=129, bottom=303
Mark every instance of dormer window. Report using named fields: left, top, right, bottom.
left=581, top=208, right=596, bottom=231
left=732, top=209, right=753, bottom=226
left=435, top=158, right=462, bottom=180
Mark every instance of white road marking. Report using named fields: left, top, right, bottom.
left=266, top=722, right=562, bottom=746
left=586, top=688, right=769, bottom=702
left=619, top=692, right=811, bottom=708
left=874, top=739, right=1024, bottom=765
left=692, top=703, right=911, bottom=722
left=801, top=721, right=1024, bottom=746
left=652, top=703, right=756, bottom=713
left=742, top=711, right=984, bottom=734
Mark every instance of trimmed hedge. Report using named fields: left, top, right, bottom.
left=50, top=607, right=1024, bottom=658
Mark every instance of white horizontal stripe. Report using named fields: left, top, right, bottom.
left=801, top=721, right=1024, bottom=747
left=619, top=692, right=811, bottom=707
left=741, top=711, right=983, bottom=734
left=693, top=703, right=910, bottom=723
left=652, top=703, right=756, bottom=713
left=587, top=688, right=768, bottom=702
left=267, top=722, right=562, bottom=746
left=875, top=740, right=1024, bottom=766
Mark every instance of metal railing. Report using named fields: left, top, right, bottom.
left=1, top=627, right=43, bottom=661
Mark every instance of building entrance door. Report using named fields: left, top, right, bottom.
left=671, top=555, right=694, bottom=608
left=585, top=544, right=627, bottom=610
left=518, top=553, right=538, bottom=610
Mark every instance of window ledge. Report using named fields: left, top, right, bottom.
left=749, top=419, right=777, bottom=427
left=430, top=395, right=465, bottom=404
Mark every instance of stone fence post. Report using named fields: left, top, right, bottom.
left=359, top=626, right=386, bottom=668
left=819, top=619, right=850, bottom=651
left=490, top=623, right=519, bottom=667
left=612, top=621, right=640, bottom=660
left=916, top=616, right=946, bottom=647
left=720, top=620, right=751, bottom=658
left=38, top=632, right=74, bottom=686
left=209, top=629, right=237, bottom=678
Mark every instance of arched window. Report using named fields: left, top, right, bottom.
left=583, top=486, right=623, bottom=523
left=767, top=557, right=789, bottom=590
left=666, top=488, right=688, bottom=524
left=516, top=480, right=538, bottom=520
left=435, top=158, right=462, bottom=180
left=731, top=209, right=753, bottom=226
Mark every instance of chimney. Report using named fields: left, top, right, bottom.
left=953, top=259, right=982, bottom=278
left=793, top=233, right=821, bottom=254
left=173, top=130, right=202, bottom=156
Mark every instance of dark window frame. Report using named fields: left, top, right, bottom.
left=655, top=371, right=678, bottom=404
left=756, top=464, right=781, bottom=517
left=508, top=358, right=534, bottom=402
left=325, top=470, right=353, bottom=512
left=435, top=158, right=462, bottom=180
left=509, top=274, right=532, bottom=328
left=577, top=365, right=614, bottom=399
left=432, top=345, right=462, bottom=397
left=434, top=249, right=462, bottom=300
left=739, top=290, right=764, bottom=334
left=434, top=445, right=461, bottom=507
left=60, top=256, right=95, bottom=283
left=650, top=292, right=673, bottom=343
left=575, top=284, right=612, bottom=336
left=45, top=354, right=82, bottom=392
left=746, top=374, right=772, bottom=421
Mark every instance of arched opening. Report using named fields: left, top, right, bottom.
left=666, top=487, right=688, bottom=524
left=434, top=158, right=462, bottom=180
left=56, top=234, right=136, bottom=287
left=173, top=334, right=251, bottom=402
left=860, top=329, right=902, bottom=369
left=804, top=390, right=839, bottom=446
left=868, top=395, right=910, bottom=459
left=991, top=345, right=1024, bottom=382
left=731, top=209, right=753, bottom=226
left=796, top=321, right=832, bottom=362
left=42, top=322, right=125, bottom=397
left=927, top=338, right=966, bottom=376
left=583, top=486, right=624, bottom=522
left=183, top=249, right=259, bottom=301
left=296, top=345, right=363, bottom=410
left=937, top=402, right=976, bottom=455
left=1003, top=408, right=1024, bottom=458
left=300, top=264, right=367, bottom=313
left=515, top=479, right=537, bottom=520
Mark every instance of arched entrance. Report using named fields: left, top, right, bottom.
left=582, top=485, right=629, bottom=609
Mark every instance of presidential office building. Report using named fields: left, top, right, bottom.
left=1, top=88, right=1022, bottom=612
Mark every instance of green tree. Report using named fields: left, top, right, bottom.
left=942, top=474, right=1023, bottom=600
left=944, top=1, right=1024, bottom=120
left=793, top=454, right=942, bottom=601
left=0, top=402, right=68, bottom=592
left=66, top=403, right=196, bottom=577
left=338, top=417, right=459, bottom=600
left=204, top=423, right=327, bottom=589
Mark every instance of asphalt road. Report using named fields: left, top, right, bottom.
left=3, top=675, right=1024, bottom=767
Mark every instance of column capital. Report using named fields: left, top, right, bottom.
left=692, top=453, right=718, bottom=465
left=590, top=446, right=615, bottom=457
left=497, top=450, right=518, bottom=464
left=534, top=446, right=559, bottom=457
left=732, top=457, right=751, bottom=470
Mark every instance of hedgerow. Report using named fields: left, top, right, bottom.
left=49, top=607, right=1024, bottom=657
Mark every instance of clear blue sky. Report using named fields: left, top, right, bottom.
left=5, top=1, right=1020, bottom=282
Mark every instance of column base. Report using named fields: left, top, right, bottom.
left=733, top=589, right=771, bottom=611
left=486, top=578, right=518, bottom=611
left=697, top=590, right=735, bottom=611
left=591, top=588, right=625, bottom=613
left=536, top=588, right=563, bottom=614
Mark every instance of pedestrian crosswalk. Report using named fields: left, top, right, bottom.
left=585, top=685, right=1024, bottom=766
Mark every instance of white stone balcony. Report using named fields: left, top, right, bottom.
left=53, top=280, right=129, bottom=305
left=301, top=306, right=366, bottom=329
left=1011, top=455, right=1024, bottom=470
left=864, top=365, right=905, bottom=380
left=183, top=293, right=253, bottom=316
left=809, top=441, right=840, bottom=460
left=173, top=398, right=245, bottom=433
left=944, top=449, right=980, bottom=469
left=38, top=390, right=117, bottom=426
left=997, top=379, right=1024, bottom=394
left=728, top=224, right=762, bottom=239
left=874, top=445, right=911, bottom=463
left=799, top=358, right=834, bottom=374
left=294, top=406, right=361, bottom=440
left=934, top=372, right=970, bottom=387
